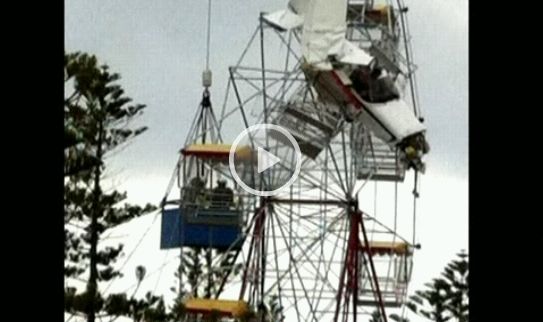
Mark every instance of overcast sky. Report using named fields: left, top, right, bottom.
left=65, top=0, right=468, bottom=320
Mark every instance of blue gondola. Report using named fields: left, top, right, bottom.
left=160, top=207, right=244, bottom=251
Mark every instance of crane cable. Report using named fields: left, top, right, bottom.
left=412, top=170, right=419, bottom=245
left=398, top=170, right=421, bottom=319
left=153, top=0, right=215, bottom=297
left=205, top=0, right=212, bottom=71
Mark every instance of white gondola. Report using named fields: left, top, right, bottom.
left=270, top=87, right=342, bottom=159
left=358, top=241, right=414, bottom=308
left=352, top=124, right=406, bottom=181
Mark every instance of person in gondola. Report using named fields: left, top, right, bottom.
left=351, top=65, right=400, bottom=103
left=368, top=67, right=400, bottom=103
left=400, top=133, right=429, bottom=172
left=183, top=176, right=205, bottom=206
left=350, top=65, right=372, bottom=101
left=211, top=180, right=234, bottom=209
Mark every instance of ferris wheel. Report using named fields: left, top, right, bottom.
left=160, top=0, right=428, bottom=321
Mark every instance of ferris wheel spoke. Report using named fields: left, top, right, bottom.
left=274, top=203, right=344, bottom=220
left=361, top=213, right=411, bottom=246
left=273, top=207, right=346, bottom=288
left=340, top=128, right=354, bottom=195
left=273, top=204, right=347, bottom=242
left=263, top=207, right=345, bottom=297
left=299, top=156, right=348, bottom=198
left=269, top=206, right=289, bottom=320
left=278, top=162, right=347, bottom=201
left=232, top=68, right=303, bottom=99
left=306, top=210, right=350, bottom=321
left=269, top=209, right=321, bottom=322
left=279, top=31, right=294, bottom=102
left=304, top=154, right=348, bottom=194
left=232, top=63, right=304, bottom=100
left=326, top=143, right=349, bottom=197
left=270, top=27, right=303, bottom=63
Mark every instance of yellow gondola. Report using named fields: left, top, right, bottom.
left=184, top=298, right=249, bottom=318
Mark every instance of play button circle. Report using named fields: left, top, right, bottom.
left=229, top=124, right=302, bottom=197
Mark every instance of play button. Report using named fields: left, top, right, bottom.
left=257, top=147, right=281, bottom=173
left=229, top=124, right=302, bottom=197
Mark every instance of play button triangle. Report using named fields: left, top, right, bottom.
left=257, top=146, right=281, bottom=173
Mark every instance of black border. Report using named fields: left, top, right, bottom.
left=10, top=0, right=536, bottom=319
left=469, top=0, right=539, bottom=319
left=7, top=0, right=64, bottom=318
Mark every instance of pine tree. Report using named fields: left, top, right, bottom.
left=267, top=294, right=285, bottom=322
left=441, top=251, right=469, bottom=322
left=407, top=250, right=469, bottom=322
left=173, top=246, right=242, bottom=298
left=168, top=246, right=243, bottom=320
left=369, top=309, right=383, bottom=322
left=64, top=51, right=158, bottom=322
left=368, top=309, right=410, bottom=322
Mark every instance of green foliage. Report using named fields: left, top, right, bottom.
left=169, top=297, right=187, bottom=321
left=178, top=247, right=203, bottom=298
left=100, top=291, right=169, bottom=321
left=65, top=287, right=104, bottom=315
left=129, top=292, right=169, bottom=322
left=174, top=246, right=242, bottom=299
left=64, top=51, right=158, bottom=321
left=267, top=294, right=284, bottom=322
left=369, top=309, right=383, bottom=322
left=169, top=246, right=244, bottom=321
left=65, top=288, right=170, bottom=321
left=389, top=313, right=409, bottom=322
left=441, top=252, right=468, bottom=322
left=407, top=250, right=469, bottom=322
left=368, top=309, right=409, bottom=322
left=64, top=51, right=148, bottom=177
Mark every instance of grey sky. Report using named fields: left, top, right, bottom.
left=65, top=0, right=467, bottom=184
left=65, top=0, right=468, bottom=320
